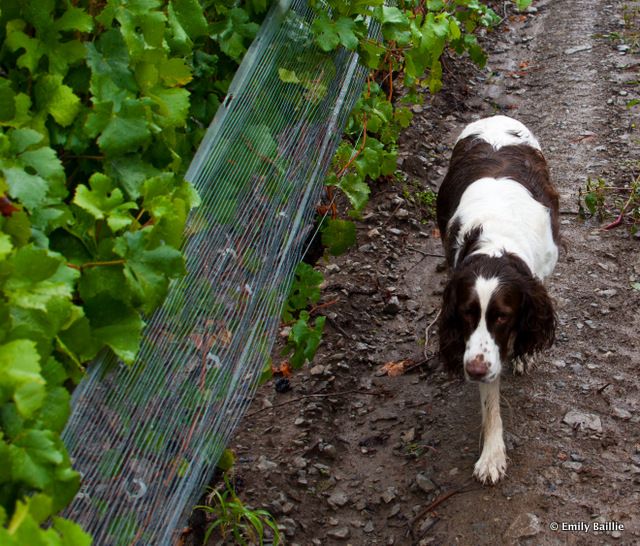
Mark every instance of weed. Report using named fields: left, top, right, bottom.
left=402, top=441, right=437, bottom=459
left=403, top=183, right=438, bottom=222
left=196, top=475, right=281, bottom=545
left=580, top=173, right=640, bottom=234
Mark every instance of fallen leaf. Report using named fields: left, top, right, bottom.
left=272, top=360, right=292, bottom=377
left=378, top=359, right=414, bottom=377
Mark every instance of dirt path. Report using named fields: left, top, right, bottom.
left=224, top=1, right=640, bottom=545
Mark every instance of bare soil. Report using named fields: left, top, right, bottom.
left=211, top=1, right=640, bottom=544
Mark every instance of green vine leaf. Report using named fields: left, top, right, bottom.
left=321, top=218, right=357, bottom=256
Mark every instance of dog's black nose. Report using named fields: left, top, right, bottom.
left=466, top=355, right=488, bottom=379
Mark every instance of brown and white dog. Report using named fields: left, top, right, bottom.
left=436, top=115, right=559, bottom=483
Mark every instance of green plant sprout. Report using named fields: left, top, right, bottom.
left=196, top=474, right=281, bottom=545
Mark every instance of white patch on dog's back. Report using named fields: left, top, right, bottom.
left=457, top=115, right=541, bottom=151
left=451, top=177, right=558, bottom=279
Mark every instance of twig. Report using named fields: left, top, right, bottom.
left=424, top=308, right=441, bottom=359
left=403, top=355, right=438, bottom=374
left=309, top=299, right=339, bottom=316
left=326, top=316, right=350, bottom=338
left=410, top=481, right=476, bottom=529
left=244, top=389, right=386, bottom=419
left=407, top=246, right=445, bottom=258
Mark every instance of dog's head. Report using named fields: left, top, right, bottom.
left=439, top=254, right=556, bottom=382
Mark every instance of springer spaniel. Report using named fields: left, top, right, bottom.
left=436, top=115, right=559, bottom=484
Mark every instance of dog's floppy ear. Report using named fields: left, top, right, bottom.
left=513, top=277, right=556, bottom=358
left=438, top=276, right=465, bottom=374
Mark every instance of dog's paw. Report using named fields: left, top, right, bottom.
left=512, top=356, right=526, bottom=375
left=473, top=447, right=507, bottom=484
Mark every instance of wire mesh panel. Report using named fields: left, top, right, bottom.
left=61, top=0, right=369, bottom=543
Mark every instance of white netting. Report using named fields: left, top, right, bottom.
left=61, top=0, right=371, bottom=543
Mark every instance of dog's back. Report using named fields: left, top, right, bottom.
left=436, top=116, right=560, bottom=278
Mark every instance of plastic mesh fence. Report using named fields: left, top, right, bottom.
left=61, top=0, right=370, bottom=543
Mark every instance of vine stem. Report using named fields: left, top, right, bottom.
left=388, top=57, right=394, bottom=102
left=602, top=189, right=636, bottom=230
left=336, top=113, right=368, bottom=178
left=309, top=298, right=339, bottom=316
left=66, top=259, right=125, bottom=271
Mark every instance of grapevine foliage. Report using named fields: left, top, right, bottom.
left=311, top=0, right=531, bottom=249
left=0, top=0, right=269, bottom=542
left=281, top=263, right=325, bottom=370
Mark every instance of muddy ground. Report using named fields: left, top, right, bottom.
left=209, top=0, right=640, bottom=544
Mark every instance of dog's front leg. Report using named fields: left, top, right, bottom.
left=473, top=378, right=507, bottom=483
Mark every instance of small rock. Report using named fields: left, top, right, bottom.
left=310, top=364, right=325, bottom=376
left=256, top=456, right=278, bottom=472
left=395, top=208, right=410, bottom=220
left=562, top=461, right=583, bottom=472
left=599, top=288, right=618, bottom=297
left=617, top=44, right=630, bottom=52
left=280, top=517, right=297, bottom=537
left=314, top=463, right=331, bottom=475
left=388, top=227, right=403, bottom=236
left=418, top=518, right=437, bottom=535
left=383, top=295, right=401, bottom=315
left=294, top=417, right=306, bottom=426
left=411, top=104, right=424, bottom=114
left=389, top=503, right=401, bottom=517
left=401, top=428, right=416, bottom=443
left=381, top=487, right=397, bottom=504
left=562, top=409, right=603, bottom=432
left=364, top=521, right=375, bottom=533
left=564, top=44, right=592, bottom=55
left=326, top=526, right=351, bottom=539
left=328, top=490, right=349, bottom=508
left=320, top=443, right=337, bottom=459
left=504, top=513, right=541, bottom=540
left=416, top=472, right=437, bottom=494
left=292, top=456, right=307, bottom=469
left=325, top=263, right=340, bottom=273
left=612, top=406, right=632, bottom=420
left=367, top=227, right=381, bottom=238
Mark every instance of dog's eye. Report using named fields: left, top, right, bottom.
left=495, top=312, right=509, bottom=324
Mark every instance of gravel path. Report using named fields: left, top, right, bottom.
left=213, top=1, right=640, bottom=544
